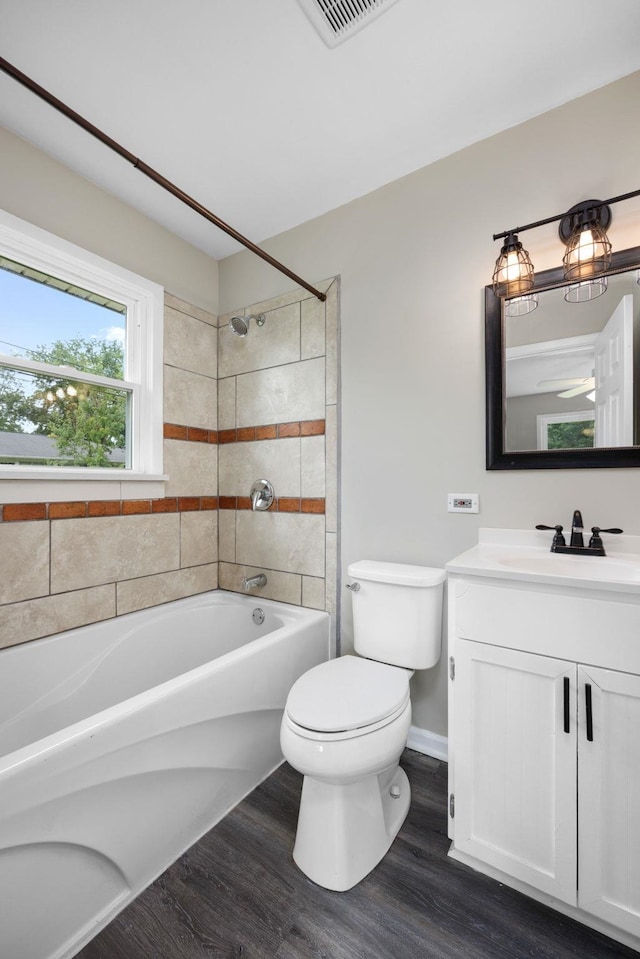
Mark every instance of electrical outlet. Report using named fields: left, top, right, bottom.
left=447, top=493, right=479, bottom=514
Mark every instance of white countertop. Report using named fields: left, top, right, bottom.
left=445, top=528, right=640, bottom=593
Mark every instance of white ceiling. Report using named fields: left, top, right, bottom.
left=2, top=0, right=640, bottom=259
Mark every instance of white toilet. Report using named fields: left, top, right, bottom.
left=280, top=560, right=446, bottom=891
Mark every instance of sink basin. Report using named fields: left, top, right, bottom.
left=497, top=554, right=640, bottom=583
left=445, top=530, right=640, bottom=592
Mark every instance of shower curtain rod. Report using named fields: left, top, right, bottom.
left=0, top=56, right=326, bottom=303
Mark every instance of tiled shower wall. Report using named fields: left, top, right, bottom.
left=0, top=280, right=339, bottom=650
left=217, top=278, right=339, bottom=644
left=0, top=293, right=219, bottom=649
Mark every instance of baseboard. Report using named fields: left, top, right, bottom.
left=406, top=725, right=448, bottom=762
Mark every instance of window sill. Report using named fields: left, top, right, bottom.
left=0, top=470, right=168, bottom=505
left=0, top=468, right=167, bottom=482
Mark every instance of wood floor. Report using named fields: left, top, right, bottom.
left=77, top=750, right=637, bottom=959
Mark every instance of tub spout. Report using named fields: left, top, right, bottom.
left=242, top=573, right=267, bottom=591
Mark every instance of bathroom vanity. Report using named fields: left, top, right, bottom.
left=446, top=529, right=640, bottom=951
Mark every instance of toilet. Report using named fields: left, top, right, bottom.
left=280, top=560, right=446, bottom=891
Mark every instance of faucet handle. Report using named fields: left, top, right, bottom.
left=588, top=526, right=623, bottom=547
left=535, top=524, right=566, bottom=549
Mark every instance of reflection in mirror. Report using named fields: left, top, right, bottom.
left=485, top=246, right=640, bottom=469
left=505, top=270, right=639, bottom=452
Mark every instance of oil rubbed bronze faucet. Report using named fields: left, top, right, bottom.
left=569, top=509, right=585, bottom=548
left=536, top=512, right=623, bottom=556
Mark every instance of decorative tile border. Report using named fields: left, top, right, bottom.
left=1, top=496, right=219, bottom=522
left=162, top=419, right=325, bottom=445
left=219, top=496, right=325, bottom=514
left=219, top=419, right=325, bottom=444
left=163, top=423, right=218, bottom=443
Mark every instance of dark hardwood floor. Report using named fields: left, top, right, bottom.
left=77, top=751, right=637, bottom=958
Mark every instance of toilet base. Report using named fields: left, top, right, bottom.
left=292, top=764, right=411, bottom=891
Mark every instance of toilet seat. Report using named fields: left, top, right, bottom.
left=285, top=655, right=411, bottom=736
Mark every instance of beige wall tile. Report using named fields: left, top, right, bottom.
left=301, top=296, right=326, bottom=360
left=325, top=403, right=338, bottom=533
left=180, top=510, right=218, bottom=567
left=325, top=279, right=339, bottom=406
left=218, top=377, right=236, bottom=429
left=50, top=514, right=180, bottom=592
left=117, top=564, right=217, bottom=616
left=219, top=438, right=300, bottom=497
left=244, top=288, right=314, bottom=316
left=218, top=302, right=300, bottom=378
left=243, top=280, right=333, bottom=318
left=165, top=293, right=217, bottom=328
left=0, top=585, right=116, bottom=649
left=236, top=512, right=325, bottom=577
left=236, top=357, right=325, bottom=427
left=0, top=521, right=49, bottom=604
left=302, top=575, right=326, bottom=610
left=301, top=435, right=325, bottom=498
left=219, top=562, right=301, bottom=606
left=218, top=510, right=236, bottom=562
left=164, top=366, right=217, bottom=430
left=163, top=440, right=218, bottom=496
left=164, top=306, right=217, bottom=376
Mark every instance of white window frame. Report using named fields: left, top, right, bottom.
left=0, top=209, right=165, bottom=501
left=537, top=410, right=595, bottom=450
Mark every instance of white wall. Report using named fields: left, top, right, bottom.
left=219, top=71, right=640, bottom=737
left=0, top=126, right=218, bottom=312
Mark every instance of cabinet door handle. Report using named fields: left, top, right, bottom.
left=563, top=676, right=570, bottom=733
left=585, top=683, right=594, bottom=742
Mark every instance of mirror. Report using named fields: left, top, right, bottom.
left=486, top=245, right=640, bottom=469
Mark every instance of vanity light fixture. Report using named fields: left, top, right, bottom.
left=492, top=187, right=640, bottom=308
left=492, top=232, right=535, bottom=298
left=560, top=200, right=612, bottom=283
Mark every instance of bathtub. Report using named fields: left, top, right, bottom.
left=0, top=591, right=329, bottom=959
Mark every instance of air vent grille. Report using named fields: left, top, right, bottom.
left=297, top=0, right=401, bottom=47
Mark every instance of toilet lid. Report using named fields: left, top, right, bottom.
left=286, top=655, right=410, bottom=733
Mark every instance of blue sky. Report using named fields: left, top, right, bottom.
left=0, top=267, right=125, bottom=358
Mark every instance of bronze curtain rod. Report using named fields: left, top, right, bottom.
left=0, top=56, right=326, bottom=302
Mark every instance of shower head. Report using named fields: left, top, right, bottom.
left=229, top=313, right=266, bottom=337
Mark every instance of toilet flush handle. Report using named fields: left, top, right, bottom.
left=346, top=582, right=360, bottom=592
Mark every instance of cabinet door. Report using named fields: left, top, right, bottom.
left=578, top=665, right=640, bottom=935
left=453, top=640, right=577, bottom=904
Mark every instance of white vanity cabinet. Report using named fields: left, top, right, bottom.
left=447, top=530, right=640, bottom=951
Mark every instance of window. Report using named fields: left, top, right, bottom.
left=0, top=210, right=164, bottom=497
left=537, top=410, right=595, bottom=450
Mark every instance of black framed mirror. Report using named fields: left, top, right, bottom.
left=486, top=245, right=640, bottom=469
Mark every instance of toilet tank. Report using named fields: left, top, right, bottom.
left=347, top=560, right=446, bottom=669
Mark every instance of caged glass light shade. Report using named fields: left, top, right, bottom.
left=564, top=276, right=608, bottom=303
left=561, top=203, right=612, bottom=282
left=505, top=293, right=538, bottom=316
left=492, top=232, right=535, bottom=298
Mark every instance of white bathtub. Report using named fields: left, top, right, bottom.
left=0, top=591, right=329, bottom=959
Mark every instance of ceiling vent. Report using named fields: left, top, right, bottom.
left=297, top=0, right=402, bottom=48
